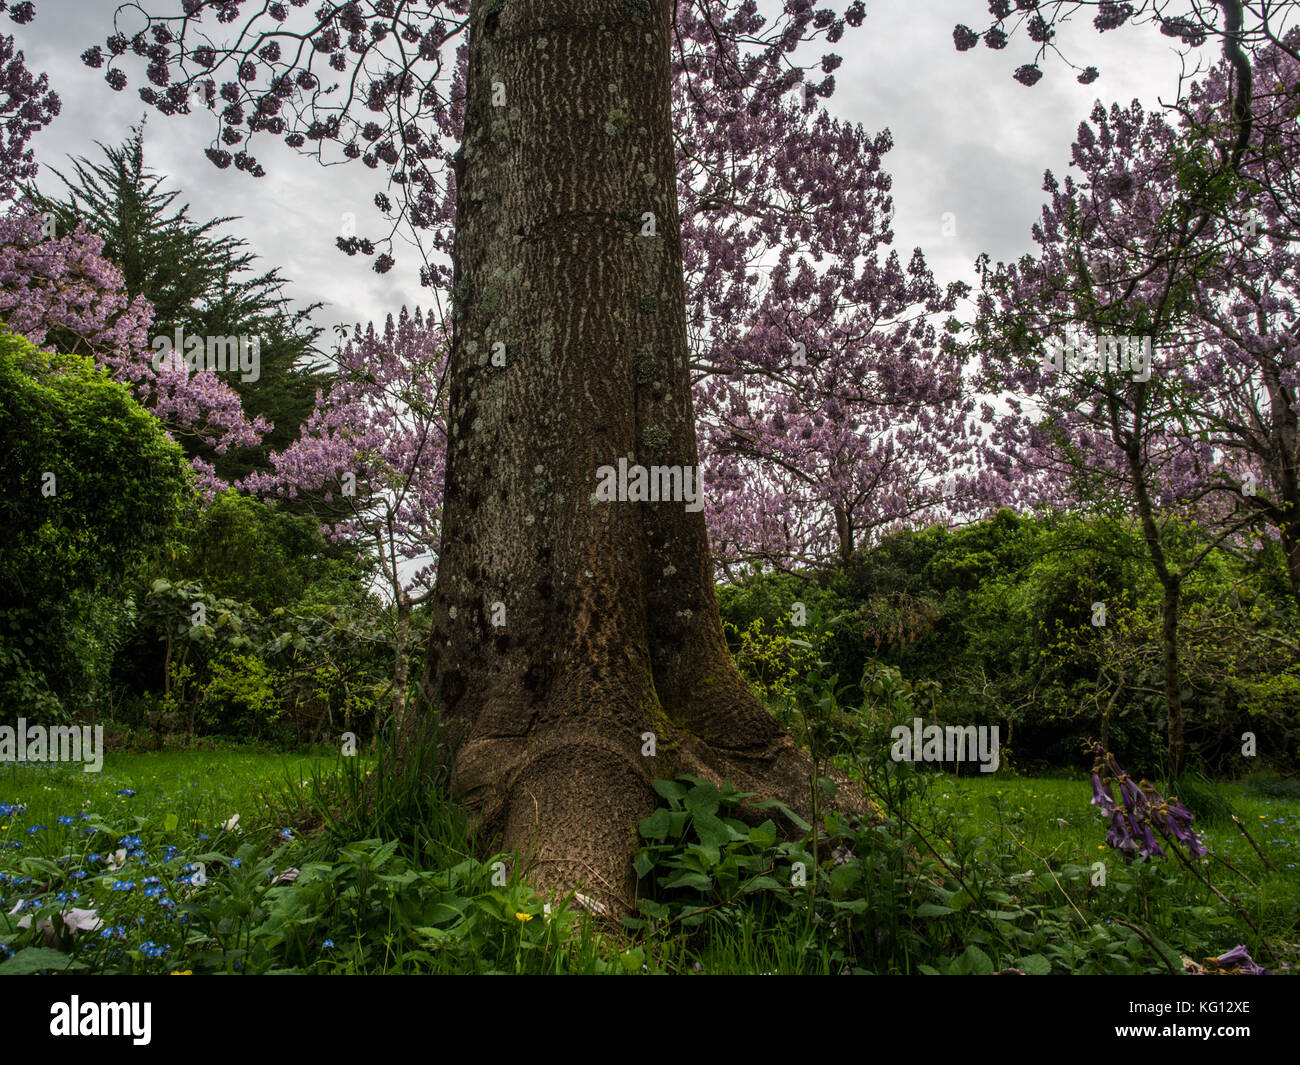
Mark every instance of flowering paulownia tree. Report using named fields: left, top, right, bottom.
left=0, top=209, right=269, bottom=496
left=672, top=63, right=984, bottom=571
left=0, top=20, right=268, bottom=494
left=244, top=307, right=447, bottom=726
left=0, top=1, right=60, bottom=203
left=971, top=29, right=1300, bottom=772
left=87, top=0, right=1239, bottom=910
left=699, top=296, right=982, bottom=571
left=1180, top=38, right=1300, bottom=608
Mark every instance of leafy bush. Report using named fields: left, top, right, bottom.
left=0, top=330, right=188, bottom=719
left=718, top=509, right=1300, bottom=774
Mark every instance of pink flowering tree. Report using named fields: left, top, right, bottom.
left=244, top=307, right=448, bottom=726
left=0, top=209, right=269, bottom=496
left=969, top=33, right=1300, bottom=771
left=669, top=35, right=982, bottom=572
left=699, top=295, right=981, bottom=572
left=1179, top=38, right=1300, bottom=606
left=970, top=106, right=1226, bottom=773
left=0, top=2, right=60, bottom=203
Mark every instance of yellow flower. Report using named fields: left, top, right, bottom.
left=170, top=970, right=192, bottom=976
left=515, top=912, right=533, bottom=922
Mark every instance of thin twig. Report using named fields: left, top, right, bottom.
left=1111, top=917, right=1179, bottom=975
left=1169, top=842, right=1279, bottom=965
left=1210, top=849, right=1258, bottom=889
left=1018, top=841, right=1089, bottom=927
left=1231, top=814, right=1279, bottom=872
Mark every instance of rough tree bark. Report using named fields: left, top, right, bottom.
left=419, top=0, right=864, bottom=913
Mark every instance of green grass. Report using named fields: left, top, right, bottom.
left=933, top=772, right=1299, bottom=882
left=0, top=744, right=335, bottom=842
left=1, top=748, right=1297, bottom=975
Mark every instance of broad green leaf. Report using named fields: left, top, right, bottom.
left=661, top=871, right=713, bottom=892
left=639, top=808, right=671, bottom=841
left=750, top=798, right=811, bottom=833
left=694, top=810, right=741, bottom=850
left=683, top=782, right=721, bottom=817
left=651, top=779, right=688, bottom=803
left=960, top=945, right=996, bottom=975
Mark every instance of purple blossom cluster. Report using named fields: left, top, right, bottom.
left=972, top=32, right=1300, bottom=581
left=0, top=18, right=59, bottom=201
left=242, top=306, right=447, bottom=601
left=1089, top=743, right=1207, bottom=860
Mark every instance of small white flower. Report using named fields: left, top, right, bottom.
left=104, top=848, right=129, bottom=872
left=60, top=908, right=104, bottom=933
left=13, top=906, right=102, bottom=944
left=221, top=814, right=240, bottom=832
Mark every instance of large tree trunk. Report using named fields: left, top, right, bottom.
left=1273, top=471, right=1300, bottom=609
left=420, top=0, right=862, bottom=913
left=1260, top=348, right=1300, bottom=610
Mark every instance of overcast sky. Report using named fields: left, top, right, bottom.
left=17, top=2, right=1201, bottom=343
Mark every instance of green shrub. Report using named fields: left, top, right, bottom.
left=0, top=330, right=188, bottom=719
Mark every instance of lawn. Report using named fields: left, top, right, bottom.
left=0, top=747, right=333, bottom=838
left=1, top=748, right=1296, bottom=975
